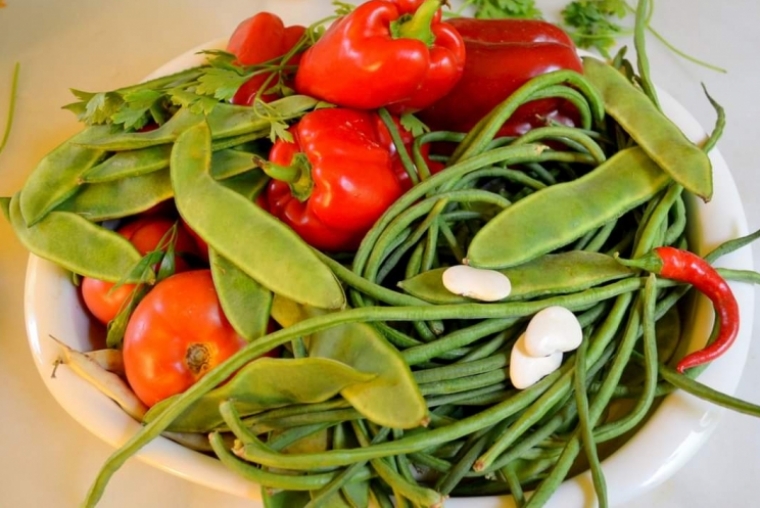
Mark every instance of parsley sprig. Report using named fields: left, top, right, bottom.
left=562, top=0, right=627, bottom=57
left=462, top=0, right=543, bottom=19
left=466, top=0, right=725, bottom=73
left=62, top=51, right=299, bottom=132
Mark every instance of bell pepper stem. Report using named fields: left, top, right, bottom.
left=391, top=0, right=442, bottom=46
left=253, top=154, right=313, bottom=201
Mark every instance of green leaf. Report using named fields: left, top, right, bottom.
left=332, top=1, right=355, bottom=16
left=195, top=68, right=248, bottom=101
left=400, top=112, right=429, bottom=137
left=472, top=0, right=543, bottom=19
left=83, top=91, right=124, bottom=125
left=562, top=0, right=627, bottom=57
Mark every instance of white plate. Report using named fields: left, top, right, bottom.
left=24, top=41, right=755, bottom=507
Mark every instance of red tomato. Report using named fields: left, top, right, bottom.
left=227, top=12, right=288, bottom=66
left=80, top=278, right=136, bottom=325
left=122, top=270, right=248, bottom=407
left=81, top=215, right=201, bottom=325
left=227, top=12, right=306, bottom=106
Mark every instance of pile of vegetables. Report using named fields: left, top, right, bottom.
left=3, top=0, right=760, bottom=507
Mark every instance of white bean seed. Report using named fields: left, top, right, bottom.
left=442, top=265, right=511, bottom=302
left=524, top=306, right=583, bottom=357
left=509, top=333, right=563, bottom=389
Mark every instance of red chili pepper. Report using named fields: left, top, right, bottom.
left=622, top=246, right=740, bottom=373
left=293, top=0, right=465, bottom=114
left=259, top=108, right=416, bottom=252
left=418, top=18, right=583, bottom=137
left=226, top=12, right=306, bottom=105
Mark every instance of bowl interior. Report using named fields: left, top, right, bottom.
left=23, top=44, right=755, bottom=507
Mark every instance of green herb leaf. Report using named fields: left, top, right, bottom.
left=332, top=1, right=355, bottom=16
left=82, top=91, right=124, bottom=125
left=195, top=68, right=249, bottom=101
left=400, top=113, right=429, bottom=138
left=167, top=87, right=218, bottom=115
left=562, top=0, right=627, bottom=57
left=470, top=0, right=543, bottom=19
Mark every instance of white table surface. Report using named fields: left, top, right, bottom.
left=1, top=1, right=758, bottom=507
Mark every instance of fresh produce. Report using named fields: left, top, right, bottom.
left=619, top=246, right=740, bottom=373
left=81, top=214, right=200, bottom=324
left=226, top=11, right=306, bottom=105
left=294, top=0, right=466, bottom=113
left=419, top=17, right=584, bottom=137
left=260, top=108, right=416, bottom=252
left=4, top=1, right=760, bottom=507
left=123, top=269, right=248, bottom=407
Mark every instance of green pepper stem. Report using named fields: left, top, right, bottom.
left=392, top=0, right=441, bottom=46
left=613, top=252, right=663, bottom=274
left=253, top=154, right=313, bottom=201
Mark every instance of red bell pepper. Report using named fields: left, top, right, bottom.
left=418, top=18, right=583, bottom=137
left=259, top=108, right=423, bottom=252
left=226, top=12, right=306, bottom=105
left=293, top=0, right=465, bottom=114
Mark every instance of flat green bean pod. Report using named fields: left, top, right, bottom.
left=74, top=95, right=318, bottom=151
left=209, top=148, right=260, bottom=180
left=309, top=317, right=428, bottom=430
left=170, top=121, right=345, bottom=309
left=82, top=145, right=172, bottom=183
left=582, top=57, right=713, bottom=201
left=271, top=297, right=429, bottom=430
left=5, top=193, right=142, bottom=282
left=143, top=357, right=376, bottom=433
left=399, top=251, right=635, bottom=304
left=209, top=248, right=272, bottom=343
left=83, top=144, right=261, bottom=184
left=19, top=127, right=106, bottom=226
left=55, top=169, right=173, bottom=221
left=466, top=147, right=671, bottom=269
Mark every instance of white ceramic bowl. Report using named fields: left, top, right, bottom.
left=24, top=42, right=755, bottom=507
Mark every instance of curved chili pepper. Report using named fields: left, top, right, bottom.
left=293, top=0, right=465, bottom=114
left=621, top=246, right=739, bottom=373
left=259, top=108, right=416, bottom=252
left=418, top=17, right=583, bottom=137
left=226, top=12, right=306, bottom=105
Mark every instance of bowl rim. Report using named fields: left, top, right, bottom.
left=23, top=40, right=755, bottom=507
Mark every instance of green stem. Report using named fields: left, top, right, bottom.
left=392, top=0, right=441, bottom=45
left=253, top=153, right=313, bottom=201
left=0, top=62, right=20, bottom=156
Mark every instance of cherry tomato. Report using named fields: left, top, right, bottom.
left=227, top=12, right=288, bottom=66
left=81, top=215, right=201, bottom=325
left=227, top=12, right=306, bottom=106
left=122, top=270, right=248, bottom=407
left=80, top=278, right=136, bottom=325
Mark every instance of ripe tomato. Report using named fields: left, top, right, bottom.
left=81, top=215, right=201, bottom=325
left=123, top=269, right=248, bottom=407
left=227, top=12, right=306, bottom=106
